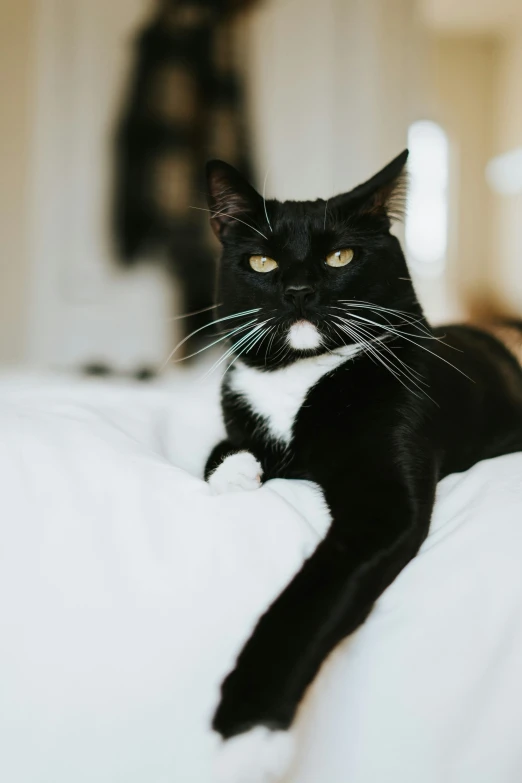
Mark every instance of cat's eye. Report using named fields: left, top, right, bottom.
left=249, top=255, right=278, bottom=273
left=325, top=248, right=354, bottom=268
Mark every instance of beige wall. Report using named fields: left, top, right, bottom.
left=490, top=30, right=522, bottom=313
left=431, top=36, right=499, bottom=315
left=244, top=0, right=424, bottom=198
left=430, top=18, right=522, bottom=319
left=0, top=0, right=35, bottom=363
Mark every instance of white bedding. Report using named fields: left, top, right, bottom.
left=0, top=370, right=522, bottom=783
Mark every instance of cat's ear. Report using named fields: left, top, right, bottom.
left=331, top=149, right=409, bottom=223
left=206, top=160, right=262, bottom=240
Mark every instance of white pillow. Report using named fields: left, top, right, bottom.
left=1, top=375, right=522, bottom=783
left=0, top=376, right=329, bottom=783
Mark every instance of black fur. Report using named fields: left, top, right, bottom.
left=204, top=152, right=522, bottom=739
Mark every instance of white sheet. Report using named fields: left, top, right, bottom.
left=0, top=371, right=521, bottom=783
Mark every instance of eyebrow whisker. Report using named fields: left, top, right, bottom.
left=189, top=206, right=268, bottom=240
left=262, top=168, right=273, bottom=232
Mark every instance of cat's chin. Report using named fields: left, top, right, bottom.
left=287, top=320, right=323, bottom=351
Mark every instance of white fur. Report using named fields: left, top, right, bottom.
left=209, top=451, right=263, bottom=494
left=229, top=345, right=363, bottom=445
left=214, top=728, right=295, bottom=783
left=288, top=320, right=322, bottom=350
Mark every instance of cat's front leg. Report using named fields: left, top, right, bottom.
left=205, top=440, right=263, bottom=495
left=212, top=447, right=438, bottom=782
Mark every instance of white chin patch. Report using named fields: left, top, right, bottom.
left=288, top=320, right=322, bottom=351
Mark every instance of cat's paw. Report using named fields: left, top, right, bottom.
left=214, top=728, right=294, bottom=783
left=208, top=452, right=263, bottom=495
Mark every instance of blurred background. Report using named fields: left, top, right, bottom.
left=1, top=0, right=522, bottom=375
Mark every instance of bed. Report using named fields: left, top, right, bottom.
left=1, top=368, right=522, bottom=783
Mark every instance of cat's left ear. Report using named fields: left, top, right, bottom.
left=332, top=149, right=409, bottom=223
left=206, top=160, right=262, bottom=240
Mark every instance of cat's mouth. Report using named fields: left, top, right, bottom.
left=287, top=319, right=323, bottom=351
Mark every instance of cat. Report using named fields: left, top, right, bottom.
left=202, top=151, right=522, bottom=781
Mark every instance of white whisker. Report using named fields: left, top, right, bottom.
left=202, top=320, right=272, bottom=379
left=335, top=316, right=433, bottom=399
left=170, top=319, right=257, bottom=364
left=337, top=301, right=434, bottom=338
left=255, top=328, right=273, bottom=356
left=223, top=327, right=272, bottom=377
left=165, top=303, right=221, bottom=322
left=262, top=168, right=273, bottom=232
left=334, top=314, right=427, bottom=384
left=266, top=325, right=279, bottom=358
left=337, top=301, right=460, bottom=351
left=202, top=331, right=258, bottom=380
left=335, top=319, right=428, bottom=400
left=342, top=312, right=474, bottom=382
left=160, top=308, right=260, bottom=370
left=189, top=206, right=268, bottom=240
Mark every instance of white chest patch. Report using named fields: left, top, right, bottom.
left=228, top=344, right=363, bottom=445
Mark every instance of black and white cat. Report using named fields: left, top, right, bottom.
left=203, top=151, right=522, bottom=782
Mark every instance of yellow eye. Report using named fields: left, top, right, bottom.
left=249, top=255, right=278, bottom=273
left=326, top=248, right=354, bottom=268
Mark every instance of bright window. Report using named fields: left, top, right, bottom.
left=405, top=120, right=449, bottom=276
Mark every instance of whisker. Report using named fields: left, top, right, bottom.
left=189, top=206, right=268, bottom=240
left=336, top=308, right=438, bottom=341
left=333, top=308, right=427, bottom=374
left=330, top=305, right=400, bottom=330
left=202, top=330, right=259, bottom=380
left=223, top=327, right=272, bottom=377
left=202, top=320, right=272, bottom=379
left=160, top=308, right=260, bottom=370
left=255, top=327, right=273, bottom=355
left=341, top=312, right=474, bottom=382
left=170, top=320, right=258, bottom=364
left=259, top=325, right=276, bottom=365
left=262, top=168, right=273, bottom=232
left=335, top=316, right=430, bottom=389
left=333, top=317, right=426, bottom=393
left=217, top=326, right=271, bottom=377
left=165, top=303, right=222, bottom=322
left=335, top=319, right=431, bottom=400
left=271, top=326, right=294, bottom=362
left=338, top=301, right=434, bottom=337
left=322, top=322, right=347, bottom=357
left=266, top=325, right=279, bottom=357
left=337, top=301, right=460, bottom=351
left=339, top=299, right=424, bottom=320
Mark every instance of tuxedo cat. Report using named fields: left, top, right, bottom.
left=203, top=151, right=522, bottom=780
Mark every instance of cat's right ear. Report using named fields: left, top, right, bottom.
left=330, top=150, right=409, bottom=225
left=206, top=160, right=262, bottom=240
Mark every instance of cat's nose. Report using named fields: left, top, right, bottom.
left=284, top=283, right=315, bottom=309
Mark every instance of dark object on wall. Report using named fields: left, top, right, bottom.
left=113, top=0, right=257, bottom=354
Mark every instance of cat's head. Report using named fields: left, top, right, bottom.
left=206, top=150, right=421, bottom=369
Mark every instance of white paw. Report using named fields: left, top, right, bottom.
left=214, top=728, right=295, bottom=783
left=209, top=452, right=263, bottom=495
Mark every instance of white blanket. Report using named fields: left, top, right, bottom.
left=1, top=371, right=522, bottom=783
